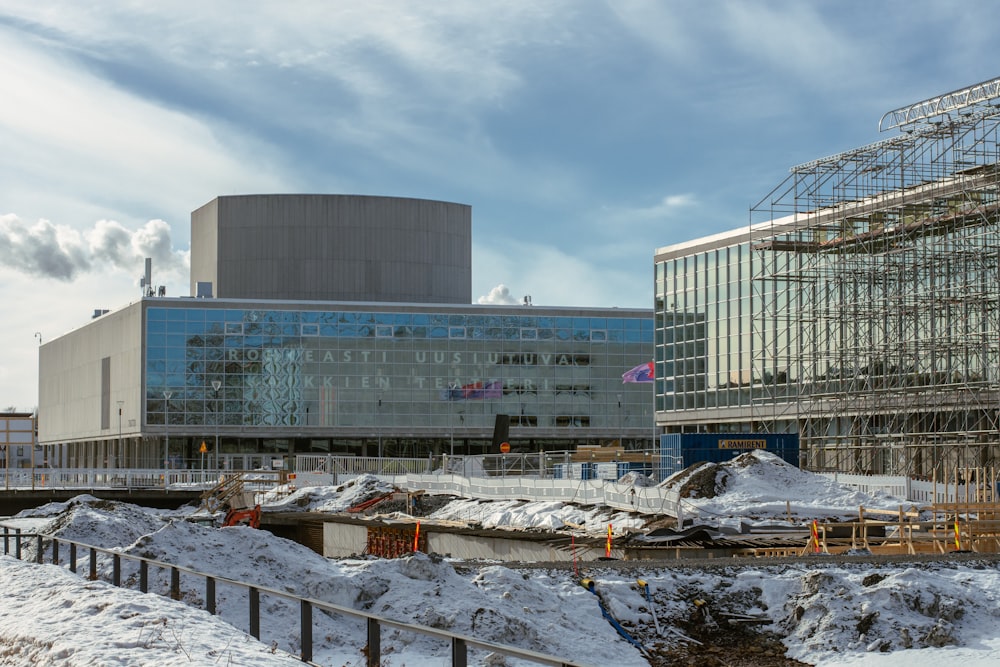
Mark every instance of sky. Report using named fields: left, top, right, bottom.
left=4, top=1, right=1000, bottom=410
left=3, top=453, right=1000, bottom=665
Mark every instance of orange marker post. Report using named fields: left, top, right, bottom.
left=413, top=521, right=421, bottom=553
left=811, top=520, right=820, bottom=554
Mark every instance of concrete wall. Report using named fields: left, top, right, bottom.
left=190, top=197, right=218, bottom=297
left=323, top=521, right=371, bottom=558
left=321, top=519, right=609, bottom=562
left=190, top=194, right=472, bottom=303
left=38, top=302, right=144, bottom=443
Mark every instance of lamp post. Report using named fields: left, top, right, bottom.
left=116, top=400, right=124, bottom=469
left=376, top=391, right=383, bottom=459
left=211, top=380, right=221, bottom=471
left=617, top=393, right=623, bottom=449
left=449, top=381, right=459, bottom=457
left=162, top=391, right=173, bottom=475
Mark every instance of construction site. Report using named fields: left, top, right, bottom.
left=748, top=76, right=1000, bottom=477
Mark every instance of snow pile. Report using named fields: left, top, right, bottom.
left=4, top=472, right=1000, bottom=666
left=773, top=563, right=1000, bottom=660
left=260, top=473, right=396, bottom=513
left=0, top=557, right=306, bottom=667
left=661, top=450, right=905, bottom=522
left=428, top=497, right=645, bottom=536
left=14, top=494, right=174, bottom=549
left=4, top=496, right=643, bottom=666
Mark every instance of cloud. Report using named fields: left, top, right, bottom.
left=600, top=193, right=696, bottom=225
left=0, top=214, right=187, bottom=282
left=477, top=284, right=520, bottom=305
left=473, top=240, right=649, bottom=310
left=0, top=24, right=294, bottom=238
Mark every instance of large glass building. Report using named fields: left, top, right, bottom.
left=38, top=195, right=653, bottom=467
left=654, top=77, right=1000, bottom=477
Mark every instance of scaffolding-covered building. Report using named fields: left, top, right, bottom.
left=655, top=77, right=1000, bottom=476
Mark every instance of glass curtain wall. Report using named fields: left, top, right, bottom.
left=655, top=242, right=754, bottom=415
left=144, top=305, right=653, bottom=453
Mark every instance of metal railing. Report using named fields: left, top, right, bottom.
left=1, top=526, right=588, bottom=667
left=0, top=467, right=286, bottom=493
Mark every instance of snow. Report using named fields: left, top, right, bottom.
left=2, top=452, right=1000, bottom=666
left=661, top=451, right=907, bottom=522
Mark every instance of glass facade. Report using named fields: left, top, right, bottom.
left=655, top=242, right=755, bottom=414
left=144, top=304, right=653, bottom=452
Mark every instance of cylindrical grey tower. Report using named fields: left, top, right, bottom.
left=190, top=194, right=472, bottom=303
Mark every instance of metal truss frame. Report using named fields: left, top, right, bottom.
left=750, top=81, right=1000, bottom=476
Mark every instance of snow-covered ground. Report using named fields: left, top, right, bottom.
left=2, top=451, right=999, bottom=666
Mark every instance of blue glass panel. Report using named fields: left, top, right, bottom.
left=166, top=334, right=188, bottom=348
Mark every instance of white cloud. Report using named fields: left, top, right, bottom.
left=477, top=284, right=520, bottom=305
left=0, top=214, right=188, bottom=283
left=600, top=193, right=696, bottom=225
left=473, top=239, right=650, bottom=310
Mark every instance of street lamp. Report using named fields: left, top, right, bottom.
left=211, top=380, right=222, bottom=471
left=376, top=391, right=383, bottom=458
left=617, top=393, right=623, bottom=449
left=162, top=391, right=173, bottom=476
left=116, top=400, right=124, bottom=469
left=448, top=381, right=459, bottom=457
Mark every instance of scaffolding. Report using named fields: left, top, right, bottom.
left=750, top=76, right=1000, bottom=476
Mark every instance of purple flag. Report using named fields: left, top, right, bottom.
left=622, top=361, right=654, bottom=383
left=441, top=380, right=503, bottom=400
